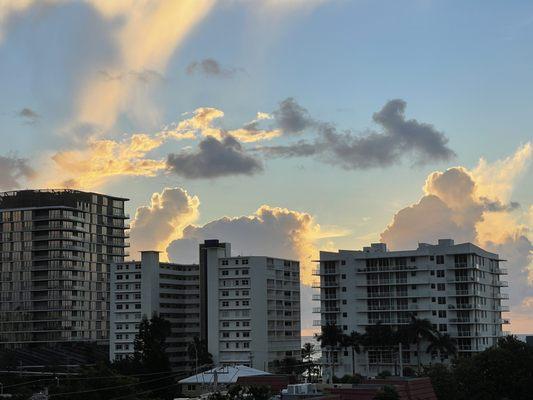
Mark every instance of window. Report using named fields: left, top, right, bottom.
left=410, top=257, right=416, bottom=262
left=341, top=260, right=346, bottom=265
left=343, top=312, right=347, bottom=317
left=135, top=304, right=141, bottom=309
left=342, top=287, right=346, bottom=292
left=222, top=301, right=229, bottom=307
left=222, top=260, right=229, bottom=266
left=235, top=270, right=240, bottom=275
left=436, top=255, right=444, bottom=264
left=439, top=324, right=447, bottom=332
left=243, top=332, right=250, bottom=337
left=242, top=259, right=249, bottom=265
left=243, top=342, right=250, bottom=348
left=222, top=291, right=229, bottom=297
left=242, top=300, right=249, bottom=306
left=135, top=274, right=141, bottom=279
left=342, top=300, right=347, bottom=305
left=430, top=270, right=435, bottom=276
left=437, top=270, right=445, bottom=278
left=430, top=256, right=435, bottom=261
left=341, top=274, right=346, bottom=279
left=242, top=280, right=249, bottom=285
left=242, top=269, right=249, bottom=275
left=432, top=310, right=437, bottom=316
left=235, top=259, right=240, bottom=265
left=438, top=310, right=447, bottom=318
left=222, top=332, right=229, bottom=338
left=431, top=284, right=436, bottom=289
left=431, top=297, right=436, bottom=303
left=437, top=297, right=446, bottom=304
left=222, top=270, right=229, bottom=275
left=437, top=283, right=445, bottom=291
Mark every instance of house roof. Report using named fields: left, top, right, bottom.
left=178, top=365, right=270, bottom=385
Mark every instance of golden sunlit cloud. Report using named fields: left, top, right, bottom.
left=129, top=187, right=200, bottom=262
left=73, top=0, right=216, bottom=132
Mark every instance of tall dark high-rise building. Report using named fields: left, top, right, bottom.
left=0, top=189, right=129, bottom=353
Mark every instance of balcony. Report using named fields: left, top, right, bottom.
left=313, top=307, right=340, bottom=313
left=494, top=268, right=508, bottom=275
left=494, top=293, right=509, bottom=300
left=447, top=276, right=479, bottom=283
left=449, top=318, right=479, bottom=324
left=495, top=305, right=510, bottom=312
left=311, top=280, right=339, bottom=289
left=313, top=319, right=337, bottom=327
left=494, top=281, right=509, bottom=287
left=312, top=268, right=338, bottom=276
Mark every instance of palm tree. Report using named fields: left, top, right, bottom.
left=301, top=342, right=316, bottom=381
left=426, top=332, right=457, bottom=362
left=362, top=322, right=397, bottom=375
left=315, top=323, right=343, bottom=382
left=405, top=315, right=437, bottom=371
left=342, top=331, right=364, bottom=376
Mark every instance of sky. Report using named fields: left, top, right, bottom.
left=0, top=0, right=531, bottom=335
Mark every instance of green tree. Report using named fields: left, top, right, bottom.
left=452, top=336, right=533, bottom=400
left=422, top=363, right=458, bottom=400
left=342, top=331, right=364, bottom=376
left=187, top=336, right=213, bottom=373
left=301, top=342, right=317, bottom=382
left=271, top=357, right=303, bottom=375
left=373, top=385, right=400, bottom=400
left=426, top=332, right=457, bottom=362
left=404, top=315, right=436, bottom=371
left=315, top=323, right=343, bottom=382
left=134, top=314, right=172, bottom=372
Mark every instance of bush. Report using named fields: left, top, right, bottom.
left=377, top=370, right=392, bottom=379
left=373, top=385, right=400, bottom=400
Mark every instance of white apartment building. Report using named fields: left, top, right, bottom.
left=201, top=240, right=301, bottom=372
left=109, top=251, right=200, bottom=373
left=314, top=239, right=509, bottom=377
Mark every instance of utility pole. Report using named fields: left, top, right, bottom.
left=399, top=343, right=403, bottom=377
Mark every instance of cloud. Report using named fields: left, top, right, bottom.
left=129, top=187, right=200, bottom=261
left=17, top=108, right=40, bottom=124
left=0, top=154, right=36, bottom=190
left=379, top=143, right=533, bottom=330
left=50, top=133, right=168, bottom=189
left=258, top=98, right=456, bottom=168
left=166, top=204, right=329, bottom=283
left=176, top=107, right=281, bottom=143
left=166, top=135, right=263, bottom=179
left=272, top=97, right=315, bottom=135
left=186, top=58, right=243, bottom=78
left=47, top=105, right=280, bottom=189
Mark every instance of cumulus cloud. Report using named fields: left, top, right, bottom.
left=17, top=108, right=40, bottom=124
left=0, top=154, right=36, bottom=190
left=186, top=58, right=242, bottom=78
left=380, top=143, right=533, bottom=329
left=258, top=98, right=456, bottom=168
left=129, top=187, right=200, bottom=261
left=166, top=135, right=263, bottom=179
left=166, top=205, right=329, bottom=283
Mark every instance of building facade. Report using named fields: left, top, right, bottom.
left=110, top=241, right=301, bottom=373
left=206, top=249, right=301, bottom=371
left=314, top=239, right=509, bottom=377
left=0, top=189, right=128, bottom=351
left=109, top=251, right=200, bottom=373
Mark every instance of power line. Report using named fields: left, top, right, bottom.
left=47, top=373, right=182, bottom=398
left=2, top=370, right=177, bottom=389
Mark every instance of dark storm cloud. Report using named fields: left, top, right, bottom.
left=272, top=97, right=315, bottom=135
left=186, top=58, right=242, bottom=78
left=257, top=98, right=456, bottom=169
left=166, top=135, right=263, bottom=179
left=0, top=155, right=35, bottom=189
